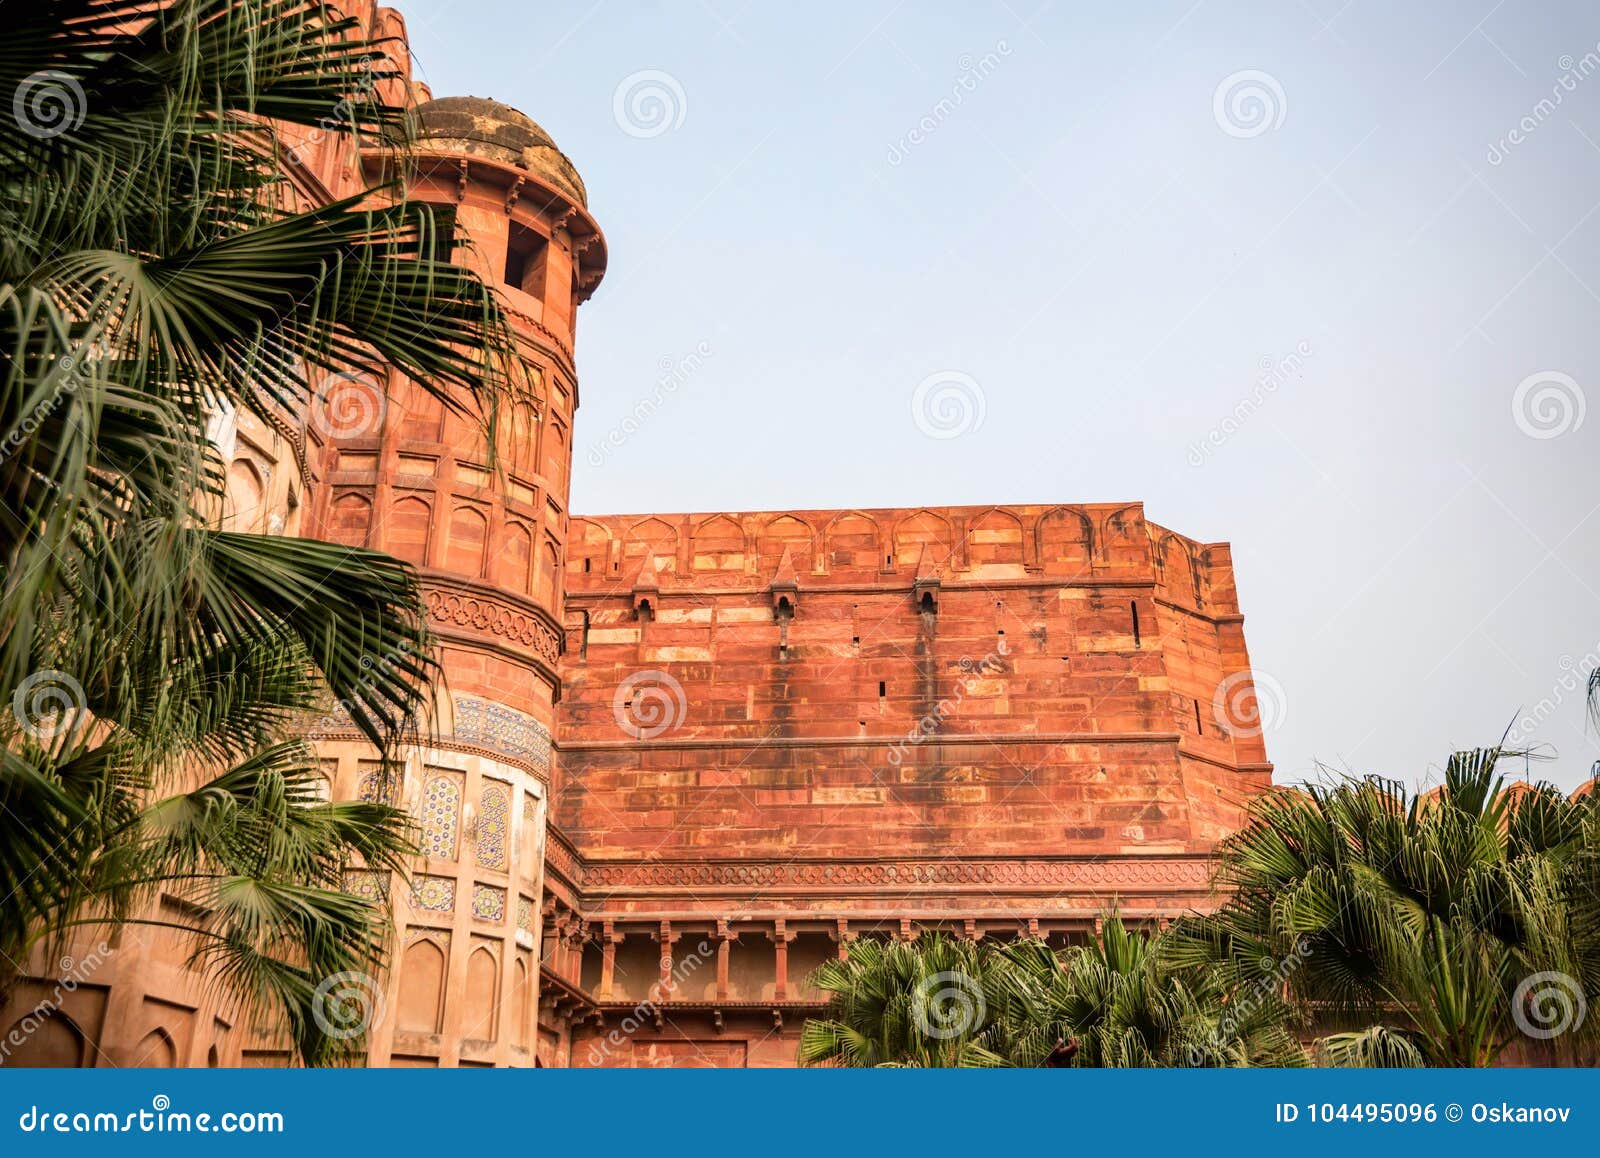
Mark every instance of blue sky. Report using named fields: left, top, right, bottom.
left=399, top=0, right=1599, bottom=791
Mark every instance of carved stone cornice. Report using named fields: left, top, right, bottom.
left=420, top=573, right=563, bottom=680
left=574, top=855, right=1212, bottom=895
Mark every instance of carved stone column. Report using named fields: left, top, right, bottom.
left=600, top=921, right=620, bottom=1000
left=715, top=919, right=736, bottom=1001
left=655, top=920, right=680, bottom=998
left=770, top=919, right=795, bottom=1001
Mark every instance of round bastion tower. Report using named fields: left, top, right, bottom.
left=300, top=96, right=607, bottom=1068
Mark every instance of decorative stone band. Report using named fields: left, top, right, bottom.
left=421, top=573, right=563, bottom=676
left=570, top=855, right=1212, bottom=894
left=450, top=695, right=553, bottom=777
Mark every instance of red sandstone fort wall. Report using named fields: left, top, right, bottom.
left=556, top=503, right=1271, bottom=864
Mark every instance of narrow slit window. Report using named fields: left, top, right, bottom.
left=878, top=681, right=886, bottom=698
left=425, top=206, right=457, bottom=263
left=1193, top=698, right=1203, bottom=735
left=1131, top=601, right=1141, bottom=648
left=503, top=222, right=550, bottom=296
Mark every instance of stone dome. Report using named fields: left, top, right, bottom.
left=414, top=95, right=587, bottom=207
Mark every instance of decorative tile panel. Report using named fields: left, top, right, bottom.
left=516, top=895, right=534, bottom=936
left=475, top=783, right=510, bottom=871
left=342, top=870, right=388, bottom=902
left=421, top=773, right=462, bottom=859
left=451, top=695, right=551, bottom=773
left=411, top=875, right=456, bottom=913
left=471, top=884, right=507, bottom=923
left=356, top=761, right=398, bottom=806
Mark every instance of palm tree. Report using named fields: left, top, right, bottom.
left=798, top=918, right=1306, bottom=1068
left=999, top=917, right=1306, bottom=1068
left=1, top=1, right=521, bottom=1063
left=798, top=935, right=1012, bottom=1067
left=1173, top=747, right=1600, bottom=1066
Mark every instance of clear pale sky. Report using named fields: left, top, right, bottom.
left=398, top=0, right=1598, bottom=792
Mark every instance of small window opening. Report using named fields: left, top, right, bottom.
left=503, top=222, right=550, bottom=296
left=1131, top=601, right=1141, bottom=648
left=424, top=206, right=457, bottom=263
left=878, top=681, right=887, bottom=698
left=636, top=598, right=653, bottom=622
left=583, top=558, right=591, bottom=573
left=776, top=596, right=793, bottom=621
left=919, top=591, right=936, bottom=613
left=885, top=554, right=893, bottom=566
left=1193, top=698, right=1203, bottom=735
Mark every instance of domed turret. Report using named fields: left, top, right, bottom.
left=415, top=95, right=587, bottom=207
